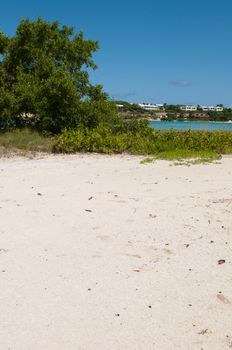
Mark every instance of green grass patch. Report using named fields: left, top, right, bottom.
left=140, top=157, right=156, bottom=164
left=141, top=150, right=220, bottom=165
left=155, top=149, right=221, bottom=161
left=0, top=128, right=54, bottom=156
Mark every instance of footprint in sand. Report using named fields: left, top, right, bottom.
left=92, top=254, right=102, bottom=259
left=97, top=235, right=110, bottom=241
left=163, top=248, right=174, bottom=255
left=122, top=253, right=142, bottom=259
left=217, top=294, right=231, bottom=304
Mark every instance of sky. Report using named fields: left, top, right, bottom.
left=1, top=0, right=232, bottom=106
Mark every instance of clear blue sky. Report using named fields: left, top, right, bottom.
left=1, top=0, right=231, bottom=106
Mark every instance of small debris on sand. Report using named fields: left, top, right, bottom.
left=218, top=259, right=226, bottom=265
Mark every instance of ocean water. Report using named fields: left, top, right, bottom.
left=150, top=121, right=232, bottom=132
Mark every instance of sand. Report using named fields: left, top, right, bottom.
left=0, top=154, right=232, bottom=350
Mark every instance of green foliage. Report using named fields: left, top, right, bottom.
left=78, top=87, right=118, bottom=129
left=208, top=111, right=232, bottom=121
left=141, top=151, right=220, bottom=164
left=36, top=70, right=81, bottom=132
left=140, top=157, right=156, bottom=164
left=0, top=88, right=18, bottom=118
left=113, top=101, right=145, bottom=114
left=152, top=129, right=232, bottom=153
left=0, top=125, right=231, bottom=161
left=0, top=18, right=116, bottom=132
left=54, top=125, right=128, bottom=154
left=0, top=128, right=54, bottom=154
left=165, top=114, right=176, bottom=121
left=54, top=126, right=232, bottom=156
left=156, top=150, right=221, bottom=161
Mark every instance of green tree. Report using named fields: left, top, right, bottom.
left=0, top=18, right=116, bottom=132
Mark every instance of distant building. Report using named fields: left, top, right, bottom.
left=116, top=104, right=124, bottom=108
left=215, top=106, right=224, bottom=112
left=201, top=106, right=224, bottom=112
left=138, top=103, right=164, bottom=111
left=180, top=105, right=197, bottom=111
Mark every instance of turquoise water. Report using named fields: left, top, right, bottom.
left=150, top=121, right=232, bottom=131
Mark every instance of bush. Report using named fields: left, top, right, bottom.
left=152, top=129, right=232, bottom=153
left=54, top=125, right=128, bottom=154
left=54, top=126, right=232, bottom=156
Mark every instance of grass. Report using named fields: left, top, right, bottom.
left=154, top=149, right=221, bottom=161
left=140, top=157, right=156, bottom=164
left=0, top=127, right=232, bottom=163
left=140, top=150, right=221, bottom=165
left=0, top=128, right=54, bottom=156
left=172, top=158, right=222, bottom=167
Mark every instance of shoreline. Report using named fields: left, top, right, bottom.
left=150, top=120, right=232, bottom=123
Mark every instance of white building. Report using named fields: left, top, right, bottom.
left=215, top=106, right=224, bottom=112
left=138, top=103, right=164, bottom=111
left=201, top=106, right=224, bottom=112
left=180, top=105, right=197, bottom=111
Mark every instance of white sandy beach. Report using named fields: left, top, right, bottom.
left=0, top=154, right=232, bottom=350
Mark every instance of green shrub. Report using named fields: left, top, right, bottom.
left=152, top=129, right=232, bottom=153
left=54, top=125, right=128, bottom=154
left=54, top=126, right=232, bottom=157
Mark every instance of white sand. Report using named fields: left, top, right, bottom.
left=0, top=154, right=232, bottom=350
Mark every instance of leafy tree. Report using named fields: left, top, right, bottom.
left=0, top=18, right=116, bottom=132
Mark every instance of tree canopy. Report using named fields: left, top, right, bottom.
left=0, top=18, right=116, bottom=132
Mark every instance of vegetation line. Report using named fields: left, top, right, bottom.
left=0, top=18, right=232, bottom=160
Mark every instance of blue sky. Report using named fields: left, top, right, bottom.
left=1, top=0, right=232, bottom=106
